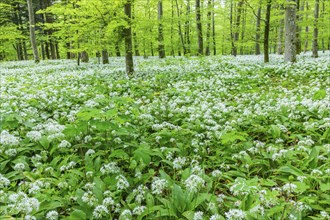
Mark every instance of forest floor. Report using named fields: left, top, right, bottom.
left=0, top=52, right=329, bottom=220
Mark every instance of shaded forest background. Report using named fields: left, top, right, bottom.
left=0, top=0, right=329, bottom=63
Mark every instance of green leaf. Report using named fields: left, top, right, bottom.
left=312, top=89, right=326, bottom=100
left=320, top=183, right=330, bottom=192
left=269, top=125, right=281, bottom=138
left=67, top=210, right=86, bottom=220
left=278, top=165, right=304, bottom=177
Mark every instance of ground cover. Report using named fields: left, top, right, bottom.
left=0, top=53, right=329, bottom=220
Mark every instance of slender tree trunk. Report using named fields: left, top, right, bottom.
left=312, top=0, right=319, bottom=58
left=233, top=1, right=243, bottom=56
left=41, top=42, right=46, bottom=60
left=102, top=49, right=109, bottom=64
left=230, top=0, right=235, bottom=56
left=196, top=0, right=204, bottom=55
left=55, top=42, right=60, bottom=59
left=124, top=0, right=134, bottom=75
left=158, top=0, right=166, bottom=58
left=23, top=41, right=28, bottom=60
left=212, top=0, right=216, bottom=55
left=264, top=0, right=272, bottom=63
left=304, top=1, right=309, bottom=53
left=66, top=42, right=71, bottom=59
left=284, top=0, right=297, bottom=62
left=184, top=0, right=191, bottom=54
left=175, top=0, right=187, bottom=54
left=296, top=0, right=302, bottom=54
left=115, top=42, right=121, bottom=57
left=255, top=6, right=261, bottom=55
left=240, top=7, right=246, bottom=55
left=81, top=51, right=89, bottom=62
left=205, top=0, right=212, bottom=55
left=27, top=0, right=40, bottom=63
left=50, top=39, right=56, bottom=59
left=171, top=0, right=175, bottom=57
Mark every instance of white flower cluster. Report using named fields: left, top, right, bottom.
left=225, top=209, right=246, bottom=220
left=0, top=174, right=10, bottom=188
left=0, top=130, right=20, bottom=146
left=151, top=177, right=167, bottom=195
left=100, top=162, right=120, bottom=174
left=8, top=192, right=40, bottom=214
left=184, top=174, right=205, bottom=193
left=116, top=175, right=130, bottom=190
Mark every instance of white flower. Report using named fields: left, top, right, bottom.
left=8, top=192, right=40, bottom=214
left=132, top=206, right=146, bottom=215
left=103, top=197, right=115, bottom=207
left=46, top=210, right=59, bottom=220
left=320, top=211, right=330, bottom=219
left=212, top=170, right=222, bottom=178
left=184, top=174, right=205, bottom=193
left=116, top=175, right=130, bottom=190
left=173, top=156, right=187, bottom=169
left=26, top=131, right=42, bottom=142
left=0, top=130, right=20, bottom=146
left=81, top=190, right=98, bottom=206
left=25, top=215, right=36, bottom=220
left=100, top=162, right=120, bottom=174
left=86, top=149, right=95, bottom=156
left=151, top=177, right=167, bottom=195
left=311, top=169, right=323, bottom=176
left=58, top=140, right=71, bottom=148
left=5, top=148, right=17, bottom=157
left=282, top=183, right=297, bottom=194
left=93, top=205, right=109, bottom=219
left=225, top=209, right=246, bottom=220
left=194, top=211, right=204, bottom=220
left=0, top=174, right=10, bottom=188
left=14, top=163, right=26, bottom=172
left=210, top=214, right=221, bottom=220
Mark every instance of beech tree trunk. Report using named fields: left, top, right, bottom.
left=296, top=0, right=302, bottom=54
left=27, top=0, right=40, bottom=63
left=264, top=0, right=271, bottom=63
left=196, top=0, right=203, bottom=55
left=205, top=0, right=212, bottom=56
left=158, top=0, right=166, bottom=58
left=81, top=51, right=89, bottom=62
left=102, top=49, right=109, bottom=64
left=211, top=0, right=216, bottom=55
left=304, top=1, right=309, bottom=53
left=184, top=0, right=191, bottom=54
left=284, top=0, right=297, bottom=62
left=124, top=0, right=134, bottom=75
left=312, top=0, right=319, bottom=58
left=175, top=0, right=187, bottom=54
left=255, top=6, right=261, bottom=55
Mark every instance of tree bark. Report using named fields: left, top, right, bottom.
left=212, top=0, right=216, bottom=55
left=184, top=0, right=191, bottom=54
left=304, top=1, right=309, bottom=53
left=175, top=0, right=187, bottom=55
left=196, top=0, right=203, bottom=55
left=124, top=0, right=134, bottom=75
left=264, top=0, right=271, bottom=63
left=284, top=0, right=297, bottom=62
left=312, top=0, right=319, bottom=57
left=158, top=0, right=166, bottom=58
left=27, top=0, right=40, bottom=63
left=81, top=51, right=89, bottom=62
left=102, top=49, right=109, bottom=64
left=296, top=0, right=302, bottom=54
left=205, top=0, right=212, bottom=55
left=255, top=6, right=261, bottom=55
